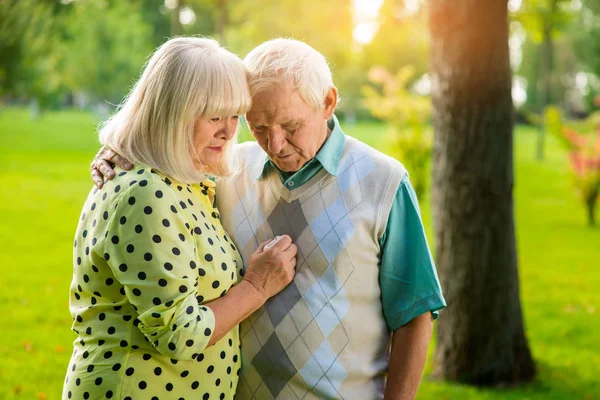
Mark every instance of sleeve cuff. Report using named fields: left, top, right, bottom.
left=386, top=293, right=447, bottom=331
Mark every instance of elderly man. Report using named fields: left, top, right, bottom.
left=92, top=38, right=445, bottom=400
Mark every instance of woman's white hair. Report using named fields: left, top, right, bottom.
left=99, top=37, right=250, bottom=183
left=243, top=38, right=336, bottom=110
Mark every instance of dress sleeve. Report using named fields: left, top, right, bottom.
left=379, top=175, right=446, bottom=331
left=101, top=181, right=215, bottom=360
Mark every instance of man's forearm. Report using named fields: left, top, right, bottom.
left=384, top=312, right=433, bottom=400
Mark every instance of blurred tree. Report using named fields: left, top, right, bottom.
left=362, top=65, right=432, bottom=200
left=222, top=0, right=359, bottom=118
left=515, top=0, right=574, bottom=160
left=364, top=0, right=430, bottom=83
left=571, top=0, right=600, bottom=109
left=60, top=0, right=154, bottom=107
left=0, top=0, right=69, bottom=114
left=429, top=0, right=536, bottom=385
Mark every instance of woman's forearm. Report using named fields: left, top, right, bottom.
left=204, top=280, right=266, bottom=347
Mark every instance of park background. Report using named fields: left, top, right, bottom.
left=1, top=0, right=599, bottom=399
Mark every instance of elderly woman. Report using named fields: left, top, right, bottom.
left=63, top=37, right=297, bottom=400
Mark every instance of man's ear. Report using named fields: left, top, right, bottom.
left=323, top=86, right=338, bottom=120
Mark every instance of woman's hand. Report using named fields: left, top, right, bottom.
left=90, top=146, right=133, bottom=189
left=243, top=235, right=298, bottom=301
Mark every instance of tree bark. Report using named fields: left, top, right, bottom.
left=429, top=0, right=536, bottom=385
left=214, top=0, right=228, bottom=45
left=585, top=189, right=598, bottom=227
left=537, top=1, right=557, bottom=161
left=170, top=0, right=183, bottom=37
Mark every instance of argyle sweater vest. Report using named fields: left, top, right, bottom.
left=216, top=137, right=406, bottom=399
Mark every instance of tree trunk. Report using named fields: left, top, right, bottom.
left=585, top=190, right=598, bottom=227
left=171, top=0, right=183, bottom=37
left=537, top=12, right=555, bottom=161
left=429, top=0, right=536, bottom=385
left=214, top=0, right=228, bottom=45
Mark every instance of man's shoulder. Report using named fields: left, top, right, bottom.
left=343, top=135, right=406, bottom=176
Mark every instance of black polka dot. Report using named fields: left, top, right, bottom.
left=111, top=235, right=119, bottom=244
left=83, top=274, right=90, bottom=283
left=103, top=351, right=112, bottom=359
left=194, top=227, right=202, bottom=235
left=114, top=185, right=121, bottom=193
left=179, top=285, right=188, bottom=293
left=220, top=351, right=226, bottom=359
left=197, top=353, right=205, bottom=362
left=126, top=367, right=135, bottom=376
left=205, top=254, right=213, bottom=262
left=143, top=353, right=152, bottom=360
left=126, top=244, right=135, bottom=253
left=95, top=377, right=102, bottom=385
left=135, top=224, right=143, bottom=233
left=83, top=392, right=89, bottom=399
left=153, top=297, right=161, bottom=305
left=152, top=235, right=162, bottom=243
left=170, top=205, right=178, bottom=213
left=112, top=363, right=121, bottom=371
left=158, top=278, right=167, bottom=287
left=212, top=280, right=220, bottom=289
left=186, top=306, right=194, bottom=314
left=128, top=196, right=136, bottom=205
left=144, top=253, right=153, bottom=261
left=164, top=262, right=173, bottom=271
left=138, top=272, right=146, bottom=280
left=172, top=247, right=180, bottom=256
left=139, top=381, right=147, bottom=389
left=103, top=211, right=109, bottom=220
left=119, top=264, right=128, bottom=272
left=166, top=382, right=173, bottom=391
left=144, top=206, right=152, bottom=215
left=108, top=327, right=115, bottom=335
left=204, top=328, right=211, bottom=336
left=120, top=340, right=128, bottom=347
left=192, top=381, right=199, bottom=389
left=178, top=233, right=185, bottom=242
left=168, top=342, right=176, bottom=351
left=106, top=390, right=113, bottom=398
left=162, top=219, right=170, bottom=227
left=87, top=365, right=94, bottom=373
left=216, top=378, right=221, bottom=386
left=233, top=354, right=238, bottom=362
left=155, top=190, right=163, bottom=198
left=132, top=288, right=141, bottom=296
left=119, top=216, right=127, bottom=225
left=154, top=367, right=162, bottom=376
left=199, top=269, right=206, bottom=276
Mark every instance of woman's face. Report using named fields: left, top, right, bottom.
left=192, top=116, right=239, bottom=169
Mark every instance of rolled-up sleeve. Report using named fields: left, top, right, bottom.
left=379, top=175, right=446, bottom=331
left=101, top=182, right=215, bottom=360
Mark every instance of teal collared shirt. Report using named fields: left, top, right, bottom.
left=258, top=115, right=446, bottom=331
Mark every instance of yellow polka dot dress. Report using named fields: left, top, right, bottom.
left=63, top=166, right=243, bottom=400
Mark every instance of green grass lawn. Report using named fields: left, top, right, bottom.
left=0, top=108, right=598, bottom=399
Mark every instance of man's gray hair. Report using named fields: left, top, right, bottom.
left=243, top=38, right=336, bottom=110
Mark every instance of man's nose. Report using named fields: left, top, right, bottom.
left=268, top=128, right=286, bottom=154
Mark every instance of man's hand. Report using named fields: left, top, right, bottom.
left=90, top=146, right=133, bottom=189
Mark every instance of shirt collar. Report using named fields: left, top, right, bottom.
left=258, top=114, right=346, bottom=181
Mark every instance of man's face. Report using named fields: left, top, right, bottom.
left=246, top=81, right=336, bottom=172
